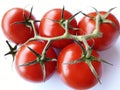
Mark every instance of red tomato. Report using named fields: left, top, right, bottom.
left=78, top=11, right=120, bottom=51
left=57, top=43, right=102, bottom=89
left=15, top=40, right=57, bottom=82
left=39, top=8, right=78, bottom=49
left=1, top=8, right=38, bottom=44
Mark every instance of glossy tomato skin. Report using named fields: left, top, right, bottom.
left=15, top=40, right=57, bottom=82
left=57, top=43, right=102, bottom=89
left=78, top=12, right=120, bottom=51
left=1, top=8, right=38, bottom=44
left=39, top=9, right=78, bottom=49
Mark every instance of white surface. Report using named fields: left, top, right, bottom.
left=0, top=0, right=120, bottom=90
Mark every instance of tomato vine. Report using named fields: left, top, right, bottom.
left=3, top=6, right=119, bottom=89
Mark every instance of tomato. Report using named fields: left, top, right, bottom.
left=38, top=8, right=78, bottom=49
left=78, top=11, right=120, bottom=51
left=15, top=40, right=57, bottom=82
left=57, top=43, right=102, bottom=89
left=1, top=8, right=38, bottom=44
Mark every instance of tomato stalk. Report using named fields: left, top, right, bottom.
left=23, top=7, right=102, bottom=62
left=82, top=38, right=92, bottom=58
left=27, top=9, right=102, bottom=61
left=33, top=14, right=101, bottom=60
left=29, top=20, right=38, bottom=37
left=40, top=40, right=52, bottom=60
left=33, top=13, right=102, bottom=42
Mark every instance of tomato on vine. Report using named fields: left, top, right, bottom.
left=78, top=8, right=120, bottom=51
left=15, top=40, right=57, bottom=82
left=2, top=5, right=117, bottom=90
left=38, top=7, right=78, bottom=49
left=57, top=43, right=102, bottom=89
left=1, top=7, right=38, bottom=44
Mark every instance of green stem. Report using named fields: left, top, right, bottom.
left=41, top=40, right=52, bottom=60
left=102, top=7, right=116, bottom=19
left=92, top=14, right=102, bottom=37
left=86, top=60, right=101, bottom=84
left=34, top=14, right=101, bottom=42
left=82, top=38, right=92, bottom=58
left=29, top=20, right=37, bottom=37
left=28, top=12, right=102, bottom=63
left=41, top=63, right=46, bottom=82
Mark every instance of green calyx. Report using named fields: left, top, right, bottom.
left=94, top=7, right=117, bottom=30
left=11, top=6, right=39, bottom=30
left=4, top=40, right=18, bottom=63
left=19, top=46, right=56, bottom=82
left=51, top=6, right=81, bottom=31
left=64, top=50, right=113, bottom=84
left=18, top=46, right=47, bottom=82
left=10, top=7, right=33, bottom=29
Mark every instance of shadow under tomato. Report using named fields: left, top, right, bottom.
left=98, top=44, right=120, bottom=87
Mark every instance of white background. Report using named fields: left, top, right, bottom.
left=0, top=0, right=120, bottom=90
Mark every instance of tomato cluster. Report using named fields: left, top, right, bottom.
left=1, top=6, right=120, bottom=90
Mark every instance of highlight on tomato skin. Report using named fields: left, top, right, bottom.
left=38, top=8, right=78, bottom=49
left=1, top=8, right=38, bottom=44
left=57, top=43, right=102, bottom=89
left=14, top=40, right=57, bottom=83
